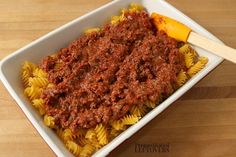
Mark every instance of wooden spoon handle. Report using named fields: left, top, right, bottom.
left=188, top=32, right=236, bottom=63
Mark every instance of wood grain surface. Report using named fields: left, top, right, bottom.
left=0, top=0, right=236, bottom=157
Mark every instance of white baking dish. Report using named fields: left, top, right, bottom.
left=0, top=0, right=224, bottom=156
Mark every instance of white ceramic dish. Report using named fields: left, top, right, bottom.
left=0, top=0, right=224, bottom=156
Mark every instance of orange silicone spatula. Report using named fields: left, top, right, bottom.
left=151, top=13, right=236, bottom=64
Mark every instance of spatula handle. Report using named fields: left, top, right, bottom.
left=188, top=32, right=236, bottom=64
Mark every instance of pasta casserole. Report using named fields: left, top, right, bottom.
left=21, top=3, right=208, bottom=157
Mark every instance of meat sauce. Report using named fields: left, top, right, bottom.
left=40, top=11, right=184, bottom=132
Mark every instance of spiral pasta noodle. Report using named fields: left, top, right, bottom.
left=44, top=115, right=55, bottom=128
left=24, top=86, right=43, bottom=100
left=176, top=69, right=188, bottom=87
left=187, top=57, right=208, bottom=77
left=130, top=105, right=148, bottom=117
left=33, top=68, right=47, bottom=78
left=84, top=28, right=101, bottom=35
left=28, top=77, right=49, bottom=88
left=184, top=52, right=195, bottom=68
left=121, top=114, right=140, bottom=125
left=111, top=3, right=143, bottom=25
left=76, top=129, right=86, bottom=138
left=94, top=124, right=108, bottom=146
left=110, top=120, right=125, bottom=131
left=80, top=144, right=96, bottom=157
left=32, top=98, right=45, bottom=115
left=22, top=70, right=31, bottom=87
left=85, top=129, right=96, bottom=140
left=78, top=137, right=90, bottom=147
left=22, top=61, right=37, bottom=73
left=62, top=129, right=74, bottom=142
left=66, top=141, right=82, bottom=156
left=145, top=101, right=156, bottom=109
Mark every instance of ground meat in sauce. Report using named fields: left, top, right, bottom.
left=40, top=11, right=184, bottom=132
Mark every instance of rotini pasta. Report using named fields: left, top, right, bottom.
left=121, top=114, right=140, bottom=125
left=80, top=144, right=96, bottom=157
left=176, top=69, right=188, bottom=87
left=110, top=128, right=122, bottom=139
left=94, top=124, right=108, bottom=146
left=32, top=98, right=45, bottom=115
left=62, top=129, right=74, bottom=142
left=130, top=105, right=148, bottom=117
left=28, top=77, right=49, bottom=88
left=111, top=15, right=123, bottom=25
left=90, top=138, right=102, bottom=150
left=76, top=128, right=86, bottom=138
left=85, top=129, right=96, bottom=140
left=184, top=52, right=195, bottom=68
left=145, top=101, right=156, bottom=109
left=78, top=137, right=89, bottom=147
left=56, top=128, right=64, bottom=139
left=21, top=70, right=31, bottom=87
left=84, top=28, right=101, bottom=35
left=179, top=44, right=191, bottom=54
left=44, top=115, right=55, bottom=128
left=111, top=3, right=143, bottom=25
left=129, top=3, right=143, bottom=13
left=33, top=68, right=47, bottom=78
left=110, top=120, right=125, bottom=131
left=187, top=57, right=208, bottom=77
left=66, top=140, right=82, bottom=156
left=24, top=86, right=43, bottom=100
left=22, top=61, right=37, bottom=72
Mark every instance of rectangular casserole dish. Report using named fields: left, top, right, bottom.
left=0, top=0, right=224, bottom=156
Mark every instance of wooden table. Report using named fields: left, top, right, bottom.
left=0, top=0, right=235, bottom=156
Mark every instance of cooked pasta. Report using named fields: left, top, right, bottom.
left=145, top=101, right=156, bottom=109
left=85, top=129, right=96, bottom=140
left=21, top=62, right=37, bottom=87
left=66, top=140, right=82, bottom=156
left=111, top=3, right=143, bottom=25
left=179, top=44, right=191, bottom=54
left=28, top=77, right=49, bottom=88
left=184, top=52, right=195, bottom=68
left=129, top=3, right=143, bottom=13
left=33, top=68, right=47, bottom=78
left=24, top=86, right=43, bottom=100
left=111, top=15, right=122, bottom=25
left=110, top=120, right=125, bottom=131
left=22, top=70, right=31, bottom=87
left=84, top=28, right=101, bottom=35
left=32, top=98, right=45, bottom=115
left=130, top=105, right=148, bottom=117
left=62, top=129, right=74, bottom=142
left=80, top=144, right=96, bottom=157
left=78, top=137, right=89, bottom=147
left=187, top=57, right=208, bottom=77
left=90, top=138, right=102, bottom=150
left=94, top=124, right=108, bottom=146
left=44, top=115, right=55, bottom=128
left=56, top=128, right=64, bottom=139
left=110, top=128, right=122, bottom=139
left=21, top=4, right=209, bottom=157
left=22, top=61, right=37, bottom=72
left=121, top=114, right=140, bottom=125
left=76, top=128, right=86, bottom=138
left=176, top=69, right=188, bottom=87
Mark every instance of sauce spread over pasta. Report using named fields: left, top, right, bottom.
left=40, top=11, right=184, bottom=131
